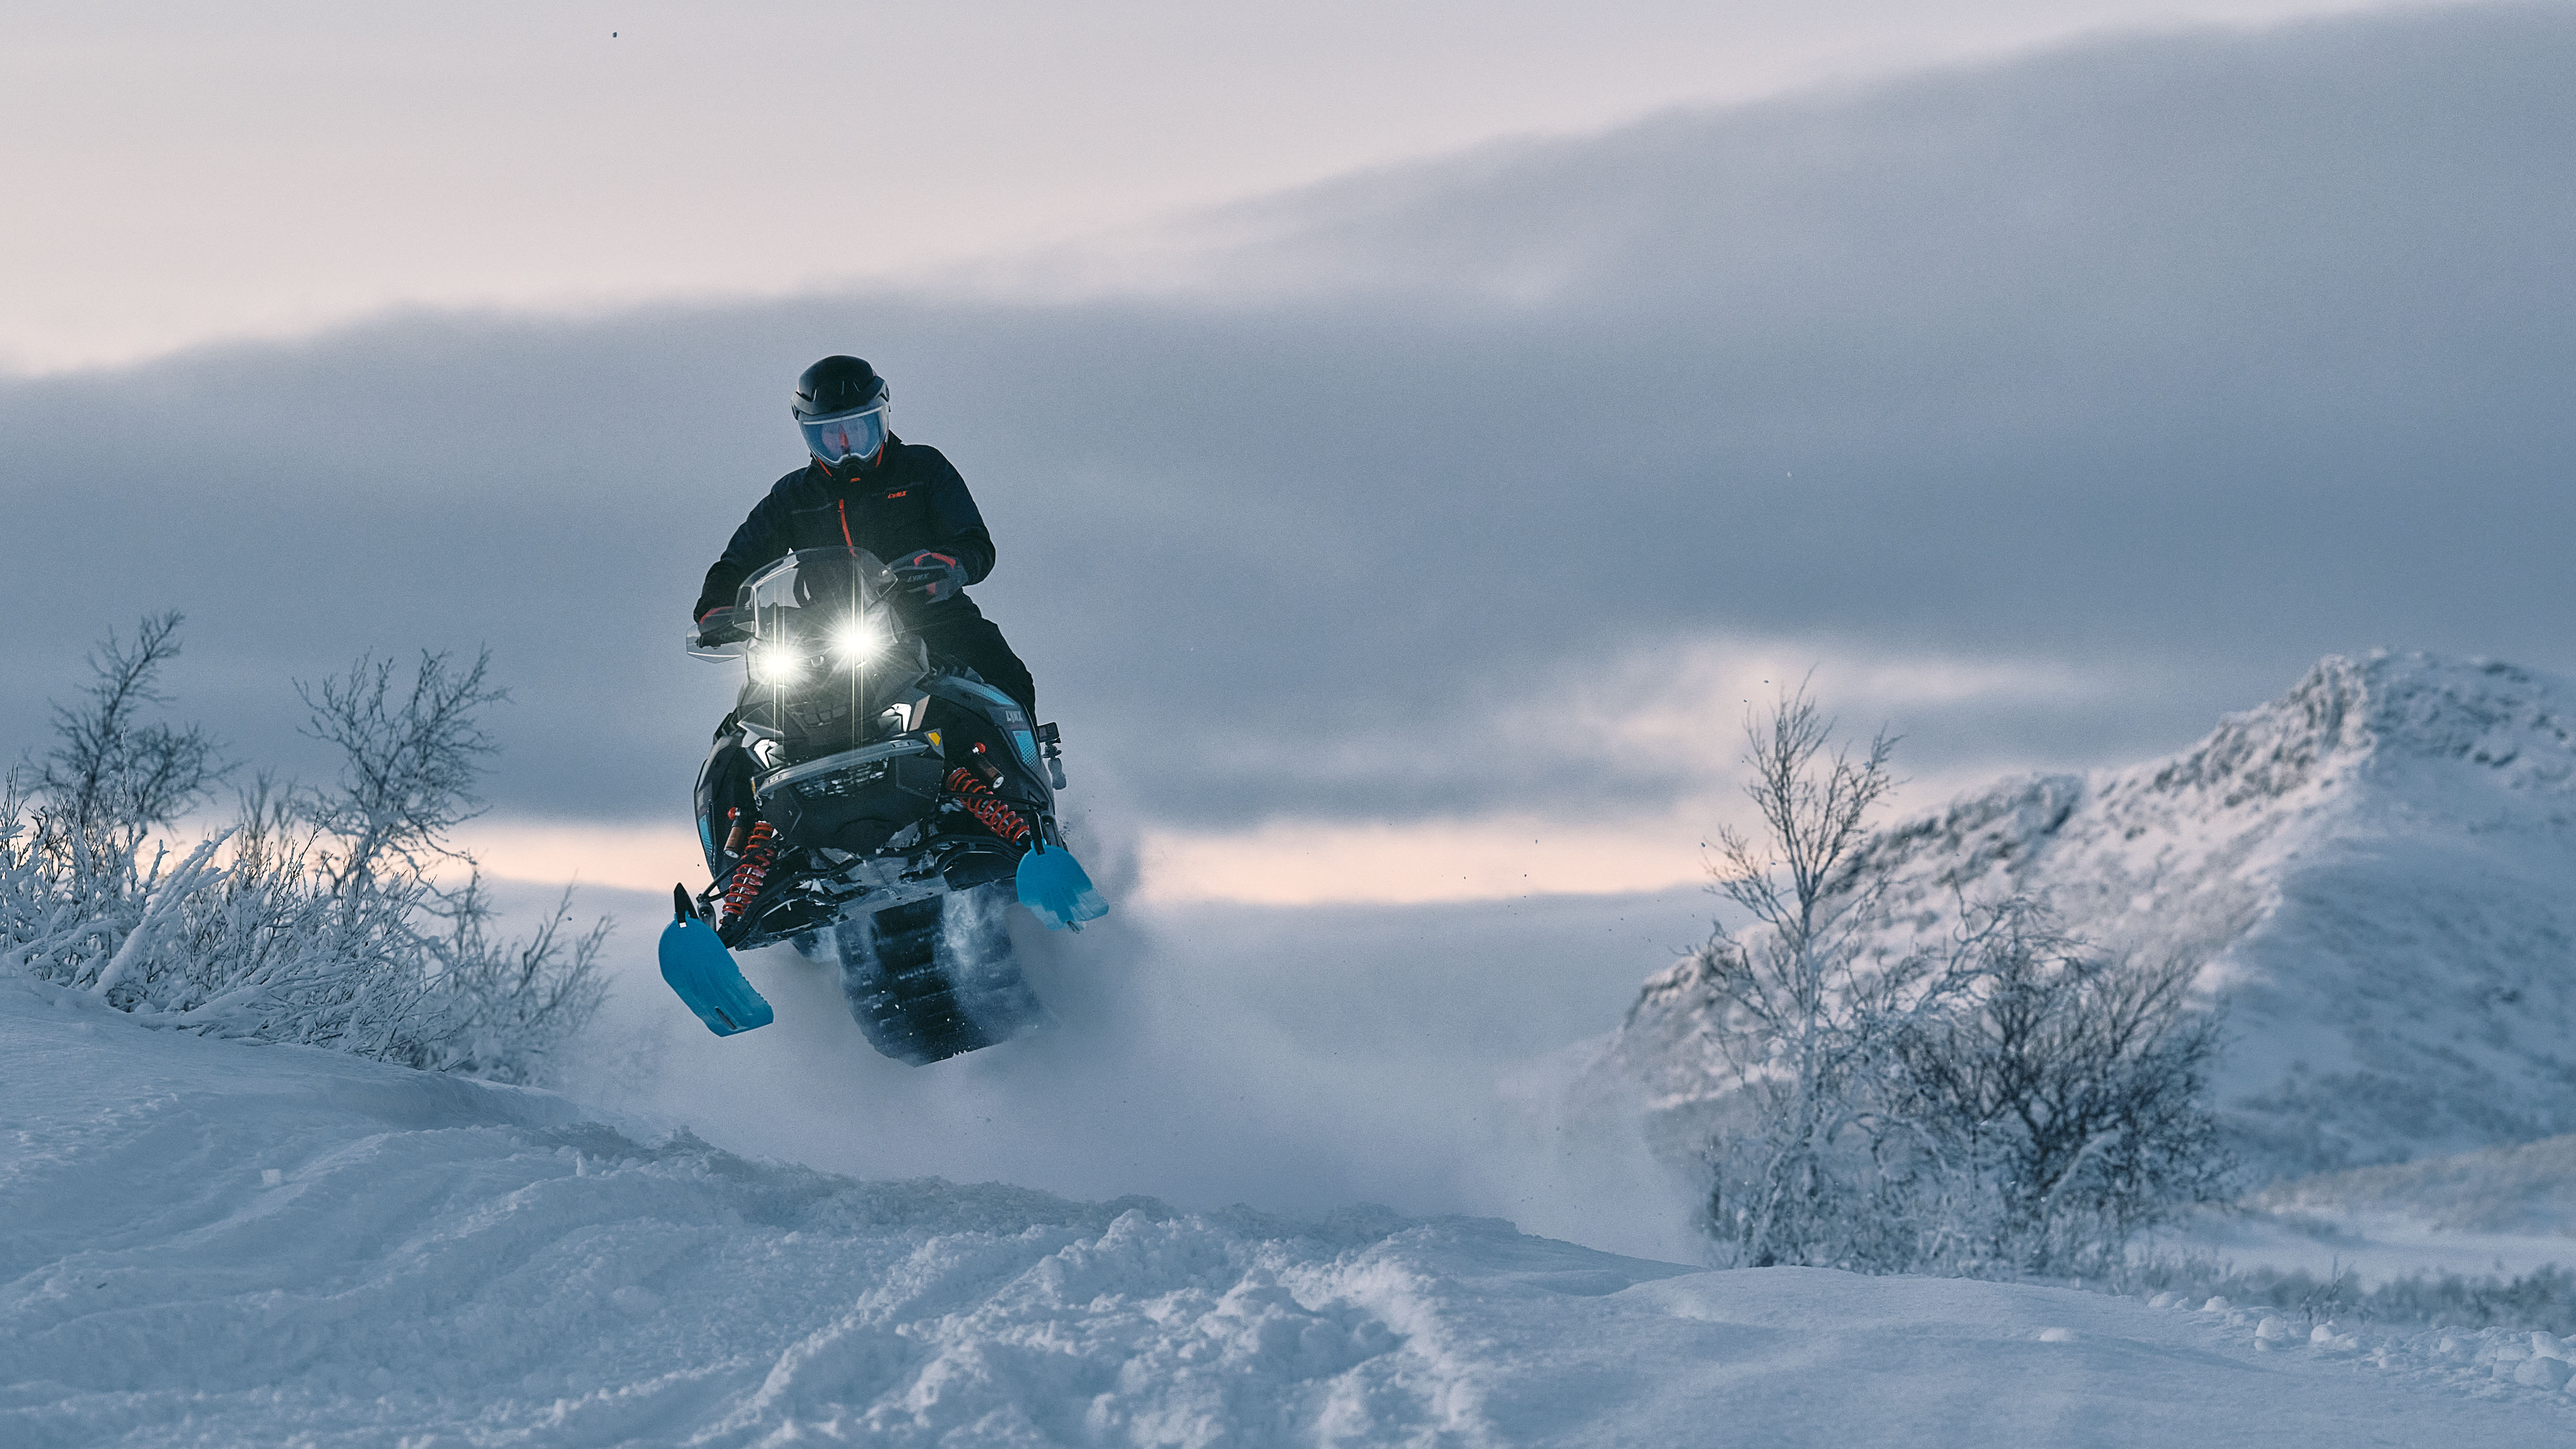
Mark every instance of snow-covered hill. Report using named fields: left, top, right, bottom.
left=16, top=964, right=2576, bottom=1444
left=1616, top=652, right=2576, bottom=1179
left=2253, top=1132, right=2576, bottom=1237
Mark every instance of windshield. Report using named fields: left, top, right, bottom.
left=738, top=547, right=894, bottom=642
left=713, top=547, right=910, bottom=687
left=682, top=547, right=908, bottom=669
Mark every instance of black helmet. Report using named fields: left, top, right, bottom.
left=792, top=356, right=892, bottom=465
left=792, top=355, right=887, bottom=420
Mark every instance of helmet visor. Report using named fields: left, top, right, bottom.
left=800, top=403, right=889, bottom=465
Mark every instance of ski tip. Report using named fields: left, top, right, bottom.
left=1016, top=846, right=1110, bottom=931
left=657, top=914, right=774, bottom=1036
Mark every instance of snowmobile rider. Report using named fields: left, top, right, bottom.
left=690, top=355, right=1037, bottom=717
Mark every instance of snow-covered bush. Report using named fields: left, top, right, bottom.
left=1877, top=901, right=2229, bottom=1274
left=1690, top=689, right=2226, bottom=1274
left=1686, top=689, right=1941, bottom=1269
left=3, top=616, right=605, bottom=1082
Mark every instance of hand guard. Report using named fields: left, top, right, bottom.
left=891, top=550, right=968, bottom=603
left=695, top=606, right=748, bottom=645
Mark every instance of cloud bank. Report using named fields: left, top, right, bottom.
left=5, top=4, right=2571, bottom=903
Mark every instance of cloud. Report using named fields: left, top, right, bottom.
left=1136, top=631, right=2159, bottom=903
left=5, top=3, right=2572, bottom=879
left=1141, top=813, right=1716, bottom=906
left=12, top=1, right=2461, bottom=373
left=449, top=819, right=708, bottom=897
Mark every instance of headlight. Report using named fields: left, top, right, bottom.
left=829, top=615, right=887, bottom=666
left=751, top=645, right=806, bottom=686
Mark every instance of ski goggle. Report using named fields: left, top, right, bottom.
left=799, top=402, right=889, bottom=465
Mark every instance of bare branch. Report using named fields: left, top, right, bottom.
left=1693, top=685, right=2222, bottom=1274
left=31, top=611, right=231, bottom=843
left=297, top=649, right=506, bottom=892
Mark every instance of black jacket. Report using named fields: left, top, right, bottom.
left=692, top=437, right=997, bottom=622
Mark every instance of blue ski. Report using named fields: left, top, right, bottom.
left=1016, top=841, right=1108, bottom=931
left=658, top=885, right=774, bottom=1035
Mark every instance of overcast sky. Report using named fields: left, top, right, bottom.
left=5, top=1, right=2571, bottom=909
left=2, top=0, right=2484, bottom=371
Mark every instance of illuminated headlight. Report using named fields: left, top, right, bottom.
left=829, top=616, right=888, bottom=666
left=751, top=646, right=806, bottom=686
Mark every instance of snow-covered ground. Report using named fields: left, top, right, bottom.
left=541, top=881, right=1721, bottom=1266
left=10, top=978, right=2576, bottom=1446
left=2170, top=1133, right=2576, bottom=1287
left=19, top=652, right=2576, bottom=1442
left=2181, top=1209, right=2576, bottom=1289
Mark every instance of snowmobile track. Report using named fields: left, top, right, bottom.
left=835, top=885, right=1048, bottom=1064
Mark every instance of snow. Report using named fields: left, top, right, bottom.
left=1613, top=652, right=2576, bottom=1178
left=2180, top=1206, right=2576, bottom=1288
left=547, top=883, right=1718, bottom=1268
left=19, top=650, right=2576, bottom=1440
left=2146, top=1129, right=2576, bottom=1286
left=2254, top=1133, right=2576, bottom=1236
left=10, top=980, right=2576, bottom=1445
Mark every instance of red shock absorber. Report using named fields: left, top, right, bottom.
left=945, top=766, right=1032, bottom=845
left=721, top=820, right=778, bottom=925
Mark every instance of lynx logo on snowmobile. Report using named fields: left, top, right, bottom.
left=657, top=547, right=1105, bottom=1063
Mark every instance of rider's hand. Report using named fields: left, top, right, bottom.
left=695, top=606, right=748, bottom=645
left=891, top=550, right=967, bottom=604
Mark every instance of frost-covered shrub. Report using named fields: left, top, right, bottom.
left=1877, top=903, right=2230, bottom=1275
left=3, top=617, right=605, bottom=1083
left=1693, top=689, right=2227, bottom=1274
left=1689, top=687, right=1923, bottom=1269
left=29, top=612, right=228, bottom=849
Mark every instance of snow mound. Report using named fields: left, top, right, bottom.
left=1617, top=653, right=2576, bottom=1177
left=12, top=967, right=2575, bottom=1443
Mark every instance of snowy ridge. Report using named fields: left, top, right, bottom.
left=1616, top=653, right=2576, bottom=1177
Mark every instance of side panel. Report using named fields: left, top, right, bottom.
left=923, top=674, right=1054, bottom=814
left=693, top=731, right=757, bottom=880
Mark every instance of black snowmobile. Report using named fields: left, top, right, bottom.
left=656, top=545, right=1105, bottom=1063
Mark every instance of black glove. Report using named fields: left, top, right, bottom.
left=891, top=550, right=968, bottom=604
left=695, top=606, right=748, bottom=645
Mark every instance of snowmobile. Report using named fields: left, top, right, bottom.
left=656, top=545, right=1106, bottom=1063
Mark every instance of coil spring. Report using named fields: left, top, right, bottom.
left=721, top=821, right=778, bottom=925
left=945, top=768, right=1032, bottom=844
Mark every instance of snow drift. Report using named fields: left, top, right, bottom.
left=13, top=975, right=2576, bottom=1446
left=1615, top=652, right=2576, bottom=1179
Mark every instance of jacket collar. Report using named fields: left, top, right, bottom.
left=812, top=433, right=904, bottom=488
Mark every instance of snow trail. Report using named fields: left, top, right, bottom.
left=553, top=875, right=1716, bottom=1264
